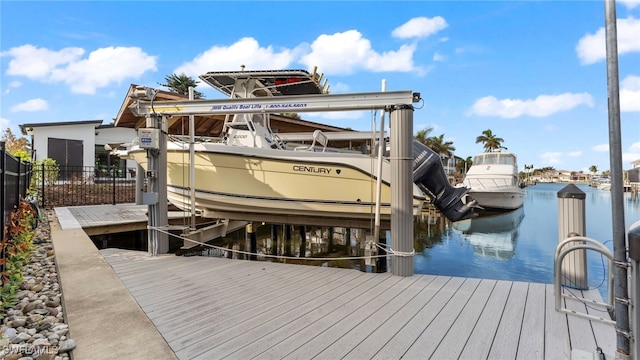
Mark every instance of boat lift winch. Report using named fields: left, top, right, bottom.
left=130, top=88, right=422, bottom=276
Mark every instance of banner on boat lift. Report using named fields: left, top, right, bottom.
left=128, top=90, right=418, bottom=117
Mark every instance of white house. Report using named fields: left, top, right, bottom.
left=19, top=120, right=137, bottom=178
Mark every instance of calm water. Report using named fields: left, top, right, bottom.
left=413, top=183, right=640, bottom=296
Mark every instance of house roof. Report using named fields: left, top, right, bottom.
left=113, top=84, right=362, bottom=148
left=19, top=120, right=104, bottom=135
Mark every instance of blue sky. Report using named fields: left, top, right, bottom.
left=1, top=0, right=639, bottom=173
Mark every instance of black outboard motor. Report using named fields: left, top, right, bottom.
left=412, top=141, right=477, bottom=222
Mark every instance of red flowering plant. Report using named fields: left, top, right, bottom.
left=0, top=199, right=36, bottom=316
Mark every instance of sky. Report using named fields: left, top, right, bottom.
left=1, top=0, right=639, bottom=174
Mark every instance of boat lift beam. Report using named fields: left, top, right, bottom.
left=129, top=90, right=418, bottom=116
left=133, top=87, right=418, bottom=276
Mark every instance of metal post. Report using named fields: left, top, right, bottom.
left=135, top=164, right=144, bottom=205
left=1, top=142, right=6, bottom=275
left=147, top=115, right=169, bottom=255
left=112, top=162, right=116, bottom=205
left=16, top=157, right=21, bottom=206
left=188, top=87, right=196, bottom=231
left=374, top=79, right=387, bottom=242
left=377, top=232, right=387, bottom=273
left=284, top=225, right=292, bottom=257
left=271, top=225, right=278, bottom=256
left=40, top=162, right=45, bottom=207
left=298, top=226, right=306, bottom=257
left=390, top=105, right=414, bottom=276
left=628, top=221, right=640, bottom=360
left=557, top=184, right=588, bottom=289
left=247, top=223, right=256, bottom=261
left=604, top=0, right=631, bottom=357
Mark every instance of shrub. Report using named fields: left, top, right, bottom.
left=0, top=199, right=37, bottom=315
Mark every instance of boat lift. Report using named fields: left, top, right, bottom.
left=129, top=88, right=420, bottom=276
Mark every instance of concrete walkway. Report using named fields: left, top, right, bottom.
left=50, top=210, right=177, bottom=360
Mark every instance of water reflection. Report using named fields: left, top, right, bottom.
left=452, top=207, right=525, bottom=260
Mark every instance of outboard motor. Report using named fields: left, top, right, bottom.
left=412, top=141, right=477, bottom=222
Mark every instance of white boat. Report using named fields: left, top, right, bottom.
left=121, top=69, right=476, bottom=227
left=452, top=207, right=525, bottom=259
left=461, top=149, right=525, bottom=210
left=596, top=179, right=612, bottom=190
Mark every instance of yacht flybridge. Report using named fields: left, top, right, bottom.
left=121, top=69, right=476, bottom=229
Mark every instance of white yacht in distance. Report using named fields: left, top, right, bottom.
left=461, top=149, right=525, bottom=211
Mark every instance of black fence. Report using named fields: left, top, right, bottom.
left=1, top=141, right=33, bottom=275
left=34, top=164, right=137, bottom=208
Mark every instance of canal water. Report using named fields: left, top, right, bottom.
left=413, top=182, right=640, bottom=298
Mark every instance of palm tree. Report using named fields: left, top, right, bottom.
left=429, top=134, right=456, bottom=157
left=159, top=73, right=204, bottom=98
left=475, top=129, right=505, bottom=152
left=414, top=126, right=434, bottom=147
left=589, top=165, right=598, bottom=176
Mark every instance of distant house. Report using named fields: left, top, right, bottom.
left=19, top=120, right=137, bottom=179
left=628, top=159, right=640, bottom=184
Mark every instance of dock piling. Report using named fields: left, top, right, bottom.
left=557, top=184, right=588, bottom=289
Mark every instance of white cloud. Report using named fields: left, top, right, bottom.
left=593, top=144, right=609, bottom=152
left=174, top=37, right=296, bottom=78
left=620, top=75, right=640, bottom=112
left=568, top=151, right=582, bottom=157
left=10, top=98, right=48, bottom=112
left=433, top=52, right=445, bottom=62
left=2, top=44, right=157, bottom=94
left=540, top=152, right=562, bottom=165
left=620, top=0, right=640, bottom=9
left=391, top=16, right=448, bottom=39
left=300, top=31, right=421, bottom=75
left=177, top=33, right=425, bottom=82
left=624, top=142, right=640, bottom=163
left=0, top=117, right=9, bottom=129
left=4, top=81, right=21, bottom=94
left=576, top=17, right=640, bottom=65
left=468, top=93, right=594, bottom=118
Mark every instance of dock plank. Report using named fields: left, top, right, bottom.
left=428, top=279, right=497, bottom=359
left=340, top=275, right=452, bottom=359
left=487, top=281, right=529, bottom=359
left=402, top=277, right=482, bottom=358
left=174, top=268, right=376, bottom=358
left=565, top=288, right=598, bottom=352
left=517, top=282, right=546, bottom=359
left=458, top=280, right=512, bottom=359
left=311, top=275, right=438, bottom=360
left=544, top=284, right=571, bottom=359
left=212, top=274, right=400, bottom=360
left=96, top=248, right=615, bottom=360
left=371, top=276, right=466, bottom=359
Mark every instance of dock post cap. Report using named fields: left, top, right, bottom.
left=557, top=184, right=586, bottom=199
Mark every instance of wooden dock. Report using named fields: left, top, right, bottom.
left=100, top=248, right=616, bottom=359
left=55, top=204, right=204, bottom=236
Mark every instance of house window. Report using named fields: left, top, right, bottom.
left=48, top=138, right=83, bottom=180
left=95, top=145, right=127, bottom=178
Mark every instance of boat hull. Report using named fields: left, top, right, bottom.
left=466, top=187, right=525, bottom=210
left=127, top=143, right=425, bottom=224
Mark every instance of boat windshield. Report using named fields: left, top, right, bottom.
left=474, top=153, right=516, bottom=166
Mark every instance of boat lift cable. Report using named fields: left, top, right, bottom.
left=148, top=225, right=415, bottom=261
